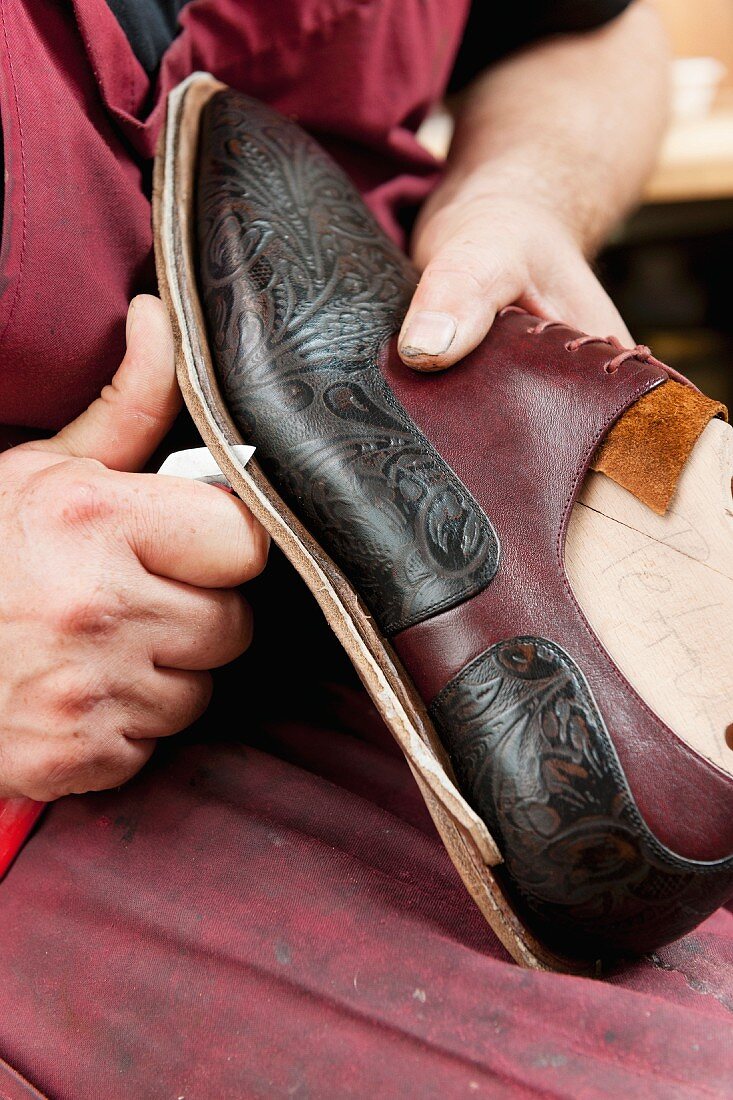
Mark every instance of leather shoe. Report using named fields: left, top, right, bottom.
left=154, top=74, right=733, bottom=971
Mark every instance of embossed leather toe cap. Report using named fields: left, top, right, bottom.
left=431, top=638, right=733, bottom=958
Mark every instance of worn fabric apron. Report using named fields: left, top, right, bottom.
left=1, top=4, right=733, bottom=1098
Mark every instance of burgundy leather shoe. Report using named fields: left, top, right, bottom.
left=154, top=75, right=733, bottom=972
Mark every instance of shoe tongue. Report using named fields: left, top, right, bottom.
left=590, top=380, right=728, bottom=514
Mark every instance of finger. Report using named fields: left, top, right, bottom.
left=3, top=736, right=157, bottom=801
left=62, top=738, right=158, bottom=796
left=115, top=472, right=270, bottom=587
left=122, top=667, right=213, bottom=739
left=398, top=240, right=525, bottom=371
left=45, top=296, right=182, bottom=471
left=0, top=664, right=212, bottom=800
left=142, top=579, right=254, bottom=670
left=524, top=260, right=633, bottom=346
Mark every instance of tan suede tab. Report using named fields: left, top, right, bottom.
left=591, top=380, right=728, bottom=514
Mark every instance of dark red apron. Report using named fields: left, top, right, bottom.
left=0, top=0, right=467, bottom=430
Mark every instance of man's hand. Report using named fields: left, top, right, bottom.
left=399, top=191, right=632, bottom=371
left=0, top=295, right=269, bottom=801
left=398, top=1, right=669, bottom=371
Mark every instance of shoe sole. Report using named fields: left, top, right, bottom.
left=153, top=72, right=591, bottom=975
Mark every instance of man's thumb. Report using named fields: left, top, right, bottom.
left=45, top=295, right=181, bottom=471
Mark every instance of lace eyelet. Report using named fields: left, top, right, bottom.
left=564, top=341, right=575, bottom=353
left=603, top=363, right=618, bottom=375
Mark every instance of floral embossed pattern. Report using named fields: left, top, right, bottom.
left=430, top=638, right=733, bottom=957
left=195, top=90, right=499, bottom=634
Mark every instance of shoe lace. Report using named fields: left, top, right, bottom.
left=498, top=305, right=687, bottom=382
